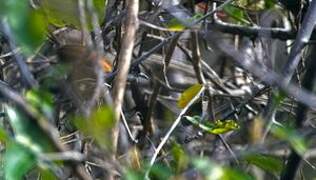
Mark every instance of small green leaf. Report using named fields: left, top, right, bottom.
left=264, top=0, right=277, bottom=9
left=177, top=84, right=203, bottom=108
left=272, top=125, right=307, bottom=155
left=124, top=163, right=172, bottom=180
left=39, top=168, right=58, bottom=180
left=184, top=115, right=202, bottom=124
left=0, top=127, right=9, bottom=143
left=25, top=89, right=54, bottom=120
left=148, top=163, right=172, bottom=180
left=124, top=169, right=143, bottom=180
left=209, top=119, right=240, bottom=134
left=164, top=18, right=187, bottom=32
left=272, top=90, right=286, bottom=106
left=184, top=116, right=239, bottom=134
left=163, top=12, right=203, bottom=32
left=223, top=4, right=249, bottom=24
left=40, top=0, right=106, bottom=28
left=74, top=106, right=115, bottom=149
left=222, top=168, right=255, bottom=180
left=244, top=153, right=283, bottom=174
left=171, top=143, right=189, bottom=173
left=193, top=158, right=254, bottom=180
left=5, top=106, right=55, bottom=153
left=5, top=142, right=36, bottom=180
left=235, top=0, right=273, bottom=11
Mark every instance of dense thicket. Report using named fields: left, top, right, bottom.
left=0, top=0, right=315, bottom=179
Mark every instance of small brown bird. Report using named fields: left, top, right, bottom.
left=57, top=45, right=112, bottom=73
left=57, top=44, right=112, bottom=102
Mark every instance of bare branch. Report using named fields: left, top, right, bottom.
left=111, top=0, right=139, bottom=156
left=282, top=1, right=316, bottom=83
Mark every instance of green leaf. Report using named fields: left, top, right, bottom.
left=5, top=0, right=47, bottom=54
left=272, top=90, right=286, bottom=106
left=272, top=125, right=307, bottom=155
left=171, top=143, right=189, bottom=173
left=25, top=89, right=54, bottom=120
left=164, top=18, right=187, bottom=32
left=4, top=106, right=59, bottom=179
left=74, top=106, right=115, bottom=150
left=164, top=13, right=203, bottom=32
left=39, top=168, right=58, bottom=180
left=193, top=158, right=254, bottom=180
left=223, top=4, right=249, bottom=24
left=0, top=127, right=9, bottom=143
left=244, top=153, right=283, bottom=174
left=123, top=163, right=172, bottom=180
left=210, top=119, right=240, bottom=134
left=123, top=169, right=143, bottom=180
left=5, top=106, right=55, bottom=153
left=184, top=116, right=239, bottom=134
left=264, top=0, right=277, bottom=9
left=4, top=142, right=36, bottom=180
left=177, top=84, right=203, bottom=108
left=235, top=0, right=274, bottom=11
left=39, top=0, right=106, bottom=28
left=222, top=168, right=255, bottom=180
left=148, top=163, right=172, bottom=180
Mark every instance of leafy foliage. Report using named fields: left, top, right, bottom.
left=184, top=115, right=239, bottom=134
left=243, top=153, right=283, bottom=174
left=0, top=0, right=314, bottom=179
left=39, top=0, right=106, bottom=28
left=1, top=89, right=59, bottom=179
left=25, top=89, right=54, bottom=120
left=4, top=142, right=37, bottom=180
left=171, top=142, right=189, bottom=173
left=177, top=84, right=203, bottom=108
left=234, top=0, right=277, bottom=10
left=74, top=106, right=115, bottom=150
left=193, top=158, right=255, bottom=180
left=272, top=124, right=308, bottom=155
left=2, top=0, right=47, bottom=53
left=6, top=106, right=55, bottom=153
left=163, top=13, right=203, bottom=32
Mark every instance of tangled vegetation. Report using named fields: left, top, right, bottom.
left=0, top=0, right=315, bottom=179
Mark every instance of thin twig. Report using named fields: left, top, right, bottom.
left=120, top=109, right=138, bottom=143
left=211, top=12, right=298, bottom=40
left=42, top=151, right=86, bottom=162
left=145, top=86, right=205, bottom=178
left=204, top=31, right=316, bottom=110
left=1, top=20, right=38, bottom=88
left=106, top=0, right=234, bottom=80
left=191, top=31, right=206, bottom=84
left=162, top=33, right=182, bottom=88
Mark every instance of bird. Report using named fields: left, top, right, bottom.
left=45, top=28, right=113, bottom=104
left=56, top=44, right=112, bottom=103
